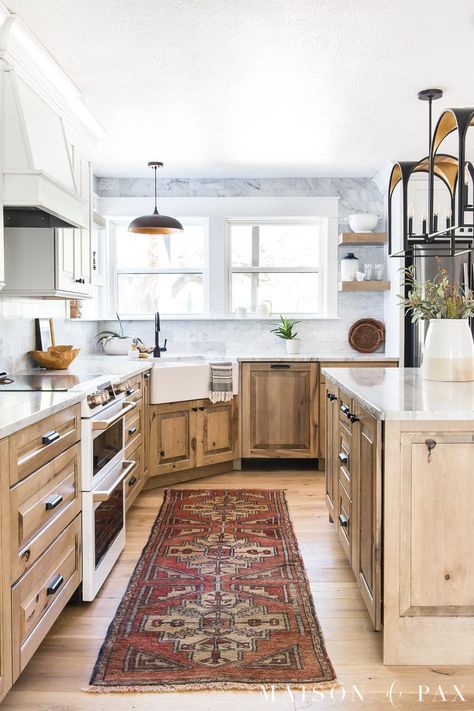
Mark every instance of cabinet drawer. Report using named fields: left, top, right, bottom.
left=337, top=484, right=352, bottom=563
left=125, top=446, right=143, bottom=511
left=10, top=443, right=81, bottom=583
left=125, top=402, right=143, bottom=456
left=9, top=404, right=81, bottom=485
left=11, top=515, right=81, bottom=680
left=337, top=428, right=352, bottom=498
left=338, top=390, right=354, bottom=432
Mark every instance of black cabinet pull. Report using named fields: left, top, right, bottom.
left=160, top=450, right=165, bottom=457
left=338, top=452, right=348, bottom=465
left=270, top=364, right=290, bottom=369
left=126, top=387, right=135, bottom=396
left=47, top=574, right=64, bottom=596
left=349, top=413, right=359, bottom=423
left=21, top=549, right=31, bottom=562
left=75, top=277, right=85, bottom=284
left=340, top=404, right=351, bottom=419
left=191, top=406, right=198, bottom=412
left=45, top=494, right=63, bottom=511
left=128, top=476, right=137, bottom=486
left=144, top=372, right=151, bottom=380
left=128, top=426, right=137, bottom=436
left=199, top=406, right=205, bottom=411
left=339, top=514, right=349, bottom=528
left=327, top=392, right=337, bottom=401
left=42, top=430, right=60, bottom=446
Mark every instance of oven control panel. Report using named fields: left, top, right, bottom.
left=86, top=381, right=116, bottom=410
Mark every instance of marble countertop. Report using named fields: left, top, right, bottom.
left=322, top=367, right=474, bottom=421
left=0, top=358, right=154, bottom=440
left=0, top=391, right=84, bottom=440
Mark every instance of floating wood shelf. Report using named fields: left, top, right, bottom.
left=339, top=232, right=387, bottom=246
left=338, top=280, right=391, bottom=292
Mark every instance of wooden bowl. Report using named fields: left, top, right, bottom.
left=28, top=346, right=80, bottom=370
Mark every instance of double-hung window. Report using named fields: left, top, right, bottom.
left=227, top=218, right=327, bottom=315
left=112, top=219, right=208, bottom=316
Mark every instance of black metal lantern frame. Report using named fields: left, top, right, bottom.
left=388, top=93, right=474, bottom=258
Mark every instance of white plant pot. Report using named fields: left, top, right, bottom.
left=422, top=319, right=474, bottom=381
left=102, top=337, right=135, bottom=355
left=285, top=338, right=301, bottom=354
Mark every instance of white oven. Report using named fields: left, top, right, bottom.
left=80, top=380, right=137, bottom=601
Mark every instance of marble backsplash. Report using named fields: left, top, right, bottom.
left=100, top=290, right=386, bottom=357
left=0, top=297, right=98, bottom=372
left=97, top=176, right=384, bottom=232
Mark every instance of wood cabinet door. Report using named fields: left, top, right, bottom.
left=241, top=363, right=318, bottom=458
left=196, top=399, right=238, bottom=467
left=0, top=439, right=12, bottom=703
left=149, top=402, right=197, bottom=476
left=324, top=384, right=338, bottom=522
left=142, top=372, right=151, bottom=481
left=353, top=403, right=382, bottom=630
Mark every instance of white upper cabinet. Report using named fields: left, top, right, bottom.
left=0, top=5, right=104, bottom=297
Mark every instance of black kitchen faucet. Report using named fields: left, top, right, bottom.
left=153, top=312, right=168, bottom=358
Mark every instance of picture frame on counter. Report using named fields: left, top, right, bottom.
left=35, top=318, right=55, bottom=351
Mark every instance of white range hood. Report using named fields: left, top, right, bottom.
left=0, top=5, right=104, bottom=229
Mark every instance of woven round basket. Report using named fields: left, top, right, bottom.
left=348, top=319, right=385, bottom=353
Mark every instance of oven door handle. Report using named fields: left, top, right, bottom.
left=91, top=401, right=136, bottom=430
left=92, top=460, right=136, bottom=502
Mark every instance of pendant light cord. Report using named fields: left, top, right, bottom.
left=153, top=164, right=158, bottom=215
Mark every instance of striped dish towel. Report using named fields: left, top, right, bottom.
left=209, top=362, right=234, bottom=403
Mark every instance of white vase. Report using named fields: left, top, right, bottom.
left=422, top=319, right=474, bottom=381
left=285, top=338, right=301, bottom=354
left=102, top=337, right=134, bottom=355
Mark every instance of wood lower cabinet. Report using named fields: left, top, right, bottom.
left=149, top=402, right=196, bottom=476
left=142, top=372, right=151, bottom=482
left=149, top=398, right=239, bottom=478
left=319, top=360, right=397, bottom=461
left=324, top=384, right=338, bottom=521
left=196, top=400, right=239, bottom=467
left=241, top=362, right=318, bottom=458
left=325, top=383, right=382, bottom=630
left=353, top=402, right=382, bottom=629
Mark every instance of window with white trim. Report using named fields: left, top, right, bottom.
left=227, top=218, right=327, bottom=315
left=112, top=219, right=208, bottom=316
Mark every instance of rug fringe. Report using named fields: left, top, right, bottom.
left=83, top=679, right=338, bottom=694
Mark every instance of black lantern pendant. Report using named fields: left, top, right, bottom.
left=388, top=89, right=474, bottom=257
left=128, top=162, right=183, bottom=234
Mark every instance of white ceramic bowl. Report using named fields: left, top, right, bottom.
left=348, top=213, right=379, bottom=233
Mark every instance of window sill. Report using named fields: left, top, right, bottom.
left=68, top=314, right=340, bottom=322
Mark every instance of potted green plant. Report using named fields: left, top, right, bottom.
left=271, top=315, right=302, bottom=354
left=398, top=266, right=474, bottom=381
left=96, top=313, right=142, bottom=355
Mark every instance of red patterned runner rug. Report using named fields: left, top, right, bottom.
left=87, top=489, right=336, bottom=692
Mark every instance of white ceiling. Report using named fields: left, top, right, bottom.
left=5, top=0, right=474, bottom=178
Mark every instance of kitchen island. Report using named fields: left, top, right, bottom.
left=322, top=366, right=474, bottom=666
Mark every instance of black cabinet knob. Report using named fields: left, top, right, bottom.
left=338, top=514, right=349, bottom=528
left=338, top=452, right=348, bottom=465
left=340, top=404, right=350, bottom=418
left=128, top=476, right=137, bottom=486
left=349, top=413, right=359, bottom=423
left=327, top=393, right=337, bottom=401
left=128, top=426, right=137, bottom=436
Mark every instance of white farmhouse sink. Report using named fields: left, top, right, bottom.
left=150, top=359, right=238, bottom=404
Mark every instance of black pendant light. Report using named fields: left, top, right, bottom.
left=128, top=162, right=183, bottom=234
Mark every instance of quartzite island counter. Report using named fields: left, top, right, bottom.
left=322, top=366, right=474, bottom=666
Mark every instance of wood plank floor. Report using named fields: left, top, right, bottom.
left=3, top=469, right=474, bottom=710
